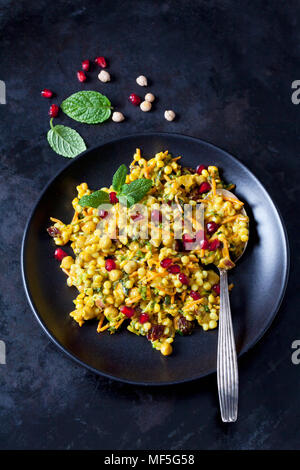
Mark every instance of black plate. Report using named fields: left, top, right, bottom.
left=21, top=133, right=289, bottom=385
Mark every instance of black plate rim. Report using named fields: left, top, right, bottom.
left=21, top=132, right=290, bottom=386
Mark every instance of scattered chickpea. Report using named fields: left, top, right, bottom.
left=98, top=70, right=111, bottom=82
left=136, top=75, right=148, bottom=86
left=140, top=100, right=152, bottom=112
left=112, top=111, right=125, bottom=122
left=164, top=110, right=176, bottom=121
left=145, top=93, right=155, bottom=102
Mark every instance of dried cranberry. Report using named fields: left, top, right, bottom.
left=206, top=222, right=219, bottom=234
left=81, top=60, right=90, bottom=71
left=199, top=182, right=211, bottom=194
left=48, top=104, right=59, bottom=117
left=139, top=313, right=149, bottom=324
left=77, top=71, right=87, bottom=82
left=168, top=264, right=181, bottom=274
left=109, top=192, right=118, bottom=204
left=47, top=226, right=61, bottom=237
left=212, top=284, right=220, bottom=295
left=178, top=273, right=189, bottom=285
left=189, top=290, right=201, bottom=300
left=129, top=93, right=141, bottom=106
left=95, top=56, right=107, bottom=68
left=147, top=324, right=164, bottom=341
left=160, top=258, right=173, bottom=269
left=41, top=89, right=53, bottom=98
left=131, top=212, right=144, bottom=221
left=54, top=248, right=68, bottom=261
left=99, top=210, right=108, bottom=219
left=175, top=316, right=194, bottom=335
left=200, top=239, right=210, bottom=249
left=196, top=164, right=207, bottom=174
left=209, top=239, right=222, bottom=251
left=151, top=210, right=162, bottom=223
left=120, top=306, right=135, bottom=318
left=182, top=233, right=196, bottom=243
left=105, top=258, right=116, bottom=271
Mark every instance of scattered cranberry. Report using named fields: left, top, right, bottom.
left=160, top=258, right=173, bottom=269
left=41, top=89, right=53, bottom=98
left=200, top=239, right=210, bottom=250
left=190, top=290, right=201, bottom=300
left=95, top=56, right=107, bottom=68
left=206, top=222, right=219, bottom=234
left=105, top=258, right=116, bottom=271
left=48, top=104, right=59, bottom=118
left=54, top=248, right=68, bottom=261
left=99, top=210, right=108, bottom=219
left=168, top=264, right=181, bottom=274
left=129, top=93, right=141, bottom=106
left=151, top=210, right=162, bottom=223
left=196, top=164, right=207, bottom=174
left=139, top=313, right=149, bottom=324
left=120, top=306, right=135, bottom=318
left=178, top=273, right=189, bottom=285
left=199, top=182, right=211, bottom=194
left=77, top=71, right=87, bottom=82
left=209, top=239, right=222, bottom=251
left=109, top=192, right=118, bottom=204
left=131, top=212, right=144, bottom=221
left=212, top=284, right=220, bottom=295
left=81, top=60, right=90, bottom=71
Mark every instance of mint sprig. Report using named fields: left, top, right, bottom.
left=61, top=91, right=112, bottom=124
left=112, top=164, right=127, bottom=193
left=78, top=164, right=152, bottom=208
left=78, top=190, right=110, bottom=208
left=47, top=119, right=87, bottom=158
left=121, top=179, right=153, bottom=205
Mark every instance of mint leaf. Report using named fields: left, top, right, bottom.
left=112, top=164, right=127, bottom=192
left=118, top=194, right=136, bottom=207
left=120, top=179, right=152, bottom=204
left=79, top=190, right=110, bottom=208
left=61, top=91, right=112, bottom=124
left=47, top=120, right=86, bottom=158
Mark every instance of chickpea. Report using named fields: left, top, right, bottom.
left=99, top=235, right=112, bottom=250
left=136, top=75, right=148, bottom=86
left=164, top=110, right=176, bottom=121
left=104, top=306, right=119, bottom=319
left=112, top=111, right=125, bottom=122
left=203, top=282, right=212, bottom=291
left=98, top=70, right=111, bottom=82
left=81, top=221, right=96, bottom=234
left=124, top=260, right=138, bottom=274
left=109, top=269, right=122, bottom=282
left=60, top=256, right=74, bottom=270
left=164, top=165, right=172, bottom=175
left=161, top=343, right=173, bottom=356
left=145, top=93, right=155, bottom=102
left=140, top=100, right=152, bottom=112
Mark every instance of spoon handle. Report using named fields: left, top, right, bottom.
left=217, top=268, right=238, bottom=422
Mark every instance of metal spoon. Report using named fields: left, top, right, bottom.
left=207, top=189, right=248, bottom=422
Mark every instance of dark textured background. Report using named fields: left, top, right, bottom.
left=0, top=0, right=299, bottom=450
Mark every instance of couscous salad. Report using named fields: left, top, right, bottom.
left=47, top=149, right=249, bottom=356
